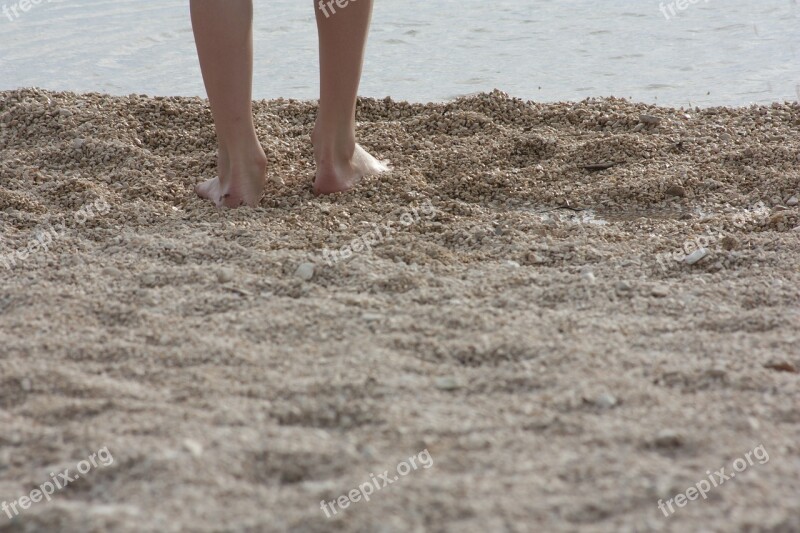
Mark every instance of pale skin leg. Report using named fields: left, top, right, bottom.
left=191, top=0, right=267, bottom=208
left=190, top=0, right=387, bottom=207
left=312, top=0, right=388, bottom=195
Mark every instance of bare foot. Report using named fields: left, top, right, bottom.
left=312, top=140, right=389, bottom=195
left=196, top=148, right=267, bottom=208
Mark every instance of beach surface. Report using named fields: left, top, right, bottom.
left=1, top=89, right=799, bottom=532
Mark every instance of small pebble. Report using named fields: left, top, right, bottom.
left=217, top=268, right=235, bottom=283
left=594, top=393, right=618, bottom=408
left=639, top=114, right=661, bottom=125
left=295, top=262, right=315, bottom=281
left=764, top=360, right=798, bottom=374
left=666, top=185, right=687, bottom=198
left=20, top=378, right=32, bottom=391
left=651, top=285, right=669, bottom=298
left=527, top=252, right=547, bottom=265
left=654, top=429, right=683, bottom=448
left=685, top=248, right=708, bottom=265
left=459, top=434, right=492, bottom=451
left=720, top=236, right=738, bottom=251
left=71, top=138, right=85, bottom=150
left=182, top=439, right=204, bottom=458
left=787, top=196, right=798, bottom=207
left=615, top=281, right=632, bottom=292
left=435, top=377, right=462, bottom=391
left=769, top=211, right=787, bottom=225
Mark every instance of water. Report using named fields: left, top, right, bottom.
left=1, top=0, right=798, bottom=107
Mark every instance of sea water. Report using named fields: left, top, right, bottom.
left=0, top=0, right=797, bottom=106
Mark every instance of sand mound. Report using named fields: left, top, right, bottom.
left=0, top=88, right=799, bottom=532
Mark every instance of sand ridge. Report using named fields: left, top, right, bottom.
left=0, top=88, right=799, bottom=532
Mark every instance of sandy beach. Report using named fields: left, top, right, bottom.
left=1, top=88, right=799, bottom=532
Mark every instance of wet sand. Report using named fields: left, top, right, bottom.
left=0, top=88, right=799, bottom=532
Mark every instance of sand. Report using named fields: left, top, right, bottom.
left=0, top=88, right=799, bottom=532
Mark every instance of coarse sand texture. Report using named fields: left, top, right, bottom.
left=1, top=88, right=799, bottom=532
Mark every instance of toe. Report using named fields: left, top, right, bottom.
left=196, top=178, right=220, bottom=204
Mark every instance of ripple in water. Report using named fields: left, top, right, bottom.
left=0, top=0, right=797, bottom=106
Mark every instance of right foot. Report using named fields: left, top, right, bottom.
left=312, top=130, right=389, bottom=195
left=196, top=149, right=267, bottom=208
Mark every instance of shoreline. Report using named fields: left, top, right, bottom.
left=4, top=85, right=800, bottom=109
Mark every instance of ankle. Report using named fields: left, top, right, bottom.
left=312, top=121, right=356, bottom=157
left=224, top=143, right=267, bottom=169
left=313, top=135, right=356, bottom=163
